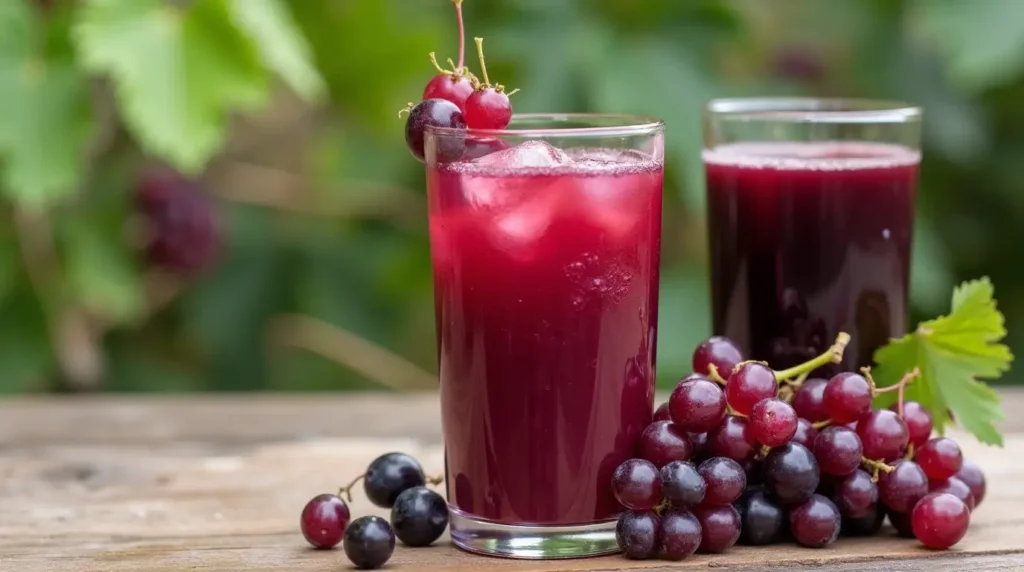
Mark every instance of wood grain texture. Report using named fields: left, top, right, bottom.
left=1, top=391, right=1022, bottom=571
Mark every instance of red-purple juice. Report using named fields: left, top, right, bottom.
left=428, top=142, right=663, bottom=525
left=704, top=142, right=919, bottom=373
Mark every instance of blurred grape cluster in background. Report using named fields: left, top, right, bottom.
left=0, top=0, right=1021, bottom=393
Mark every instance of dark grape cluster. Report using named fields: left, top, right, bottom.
left=627, top=333, right=985, bottom=557
left=299, top=452, right=447, bottom=569
left=134, top=167, right=221, bottom=274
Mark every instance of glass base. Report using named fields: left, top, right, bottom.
left=448, top=506, right=620, bottom=559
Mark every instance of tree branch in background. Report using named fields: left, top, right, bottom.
left=266, top=313, right=437, bottom=391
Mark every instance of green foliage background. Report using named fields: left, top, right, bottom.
left=1, top=0, right=1022, bottom=393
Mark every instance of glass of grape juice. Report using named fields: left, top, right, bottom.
left=703, top=98, right=922, bottom=374
left=424, top=115, right=665, bottom=558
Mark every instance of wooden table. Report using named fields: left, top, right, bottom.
left=2, top=392, right=1022, bottom=571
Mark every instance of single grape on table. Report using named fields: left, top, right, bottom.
left=344, top=516, right=396, bottom=570
left=390, top=487, right=449, bottom=547
left=300, top=494, right=351, bottom=549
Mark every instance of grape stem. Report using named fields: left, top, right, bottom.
left=773, top=332, right=851, bottom=382
left=451, top=0, right=465, bottom=70
left=861, top=457, right=895, bottom=482
left=474, top=37, right=490, bottom=89
left=338, top=474, right=366, bottom=503
left=707, top=363, right=727, bottom=386
left=471, top=36, right=518, bottom=95
left=727, top=403, right=745, bottom=418
left=653, top=498, right=670, bottom=515
left=812, top=419, right=831, bottom=430
left=426, top=475, right=445, bottom=487
left=865, top=367, right=920, bottom=420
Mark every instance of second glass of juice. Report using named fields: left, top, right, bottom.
left=425, top=115, right=664, bottom=559
left=703, top=98, right=922, bottom=374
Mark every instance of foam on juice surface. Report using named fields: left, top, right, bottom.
left=702, top=141, right=921, bottom=171
left=444, top=142, right=662, bottom=177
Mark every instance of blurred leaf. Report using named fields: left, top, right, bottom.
left=486, top=2, right=601, bottom=114
left=226, top=0, right=325, bottom=101
left=182, top=206, right=285, bottom=352
left=911, top=0, right=1024, bottom=91
left=291, top=0, right=442, bottom=129
left=594, top=39, right=719, bottom=209
left=0, top=289, right=55, bottom=392
left=180, top=204, right=290, bottom=390
left=74, top=0, right=269, bottom=174
left=60, top=216, right=143, bottom=324
left=855, top=10, right=989, bottom=164
left=0, top=0, right=91, bottom=205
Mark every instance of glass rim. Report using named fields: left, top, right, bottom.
left=425, top=113, right=665, bottom=138
left=705, top=97, right=921, bottom=124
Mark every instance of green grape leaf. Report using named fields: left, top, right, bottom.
left=226, top=0, right=324, bottom=101
left=873, top=277, right=1012, bottom=446
left=0, top=0, right=92, bottom=205
left=73, top=0, right=269, bottom=174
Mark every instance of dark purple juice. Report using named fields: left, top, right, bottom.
left=704, top=142, right=919, bottom=373
left=428, top=142, right=663, bottom=525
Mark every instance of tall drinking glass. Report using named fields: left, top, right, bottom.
left=703, top=98, right=922, bottom=374
left=424, top=115, right=664, bottom=559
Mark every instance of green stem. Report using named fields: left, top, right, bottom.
left=338, top=473, right=365, bottom=503
left=707, top=363, right=728, bottom=386
left=451, top=0, right=465, bottom=70
left=474, top=37, right=490, bottom=88
left=774, top=332, right=851, bottom=381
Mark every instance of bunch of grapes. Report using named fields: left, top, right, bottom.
left=617, top=334, right=986, bottom=558
left=133, top=167, right=221, bottom=274
left=299, top=452, right=448, bottom=569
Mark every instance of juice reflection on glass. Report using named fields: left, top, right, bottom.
left=703, top=99, right=921, bottom=375
left=425, top=115, right=664, bottom=559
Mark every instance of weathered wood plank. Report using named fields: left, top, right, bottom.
left=2, top=389, right=1023, bottom=445
left=0, top=393, right=1020, bottom=571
